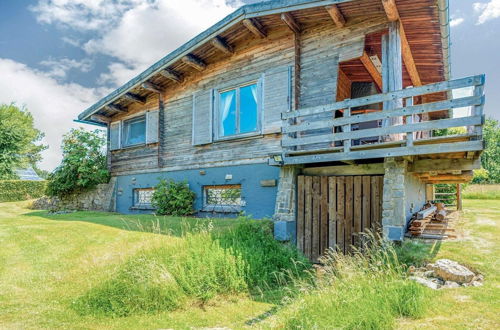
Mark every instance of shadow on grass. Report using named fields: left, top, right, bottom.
left=23, top=210, right=246, bottom=237
left=395, top=239, right=442, bottom=267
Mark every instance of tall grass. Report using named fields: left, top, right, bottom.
left=463, top=184, right=500, bottom=200
left=273, top=234, right=431, bottom=329
left=72, top=221, right=310, bottom=317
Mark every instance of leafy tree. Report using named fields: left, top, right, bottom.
left=46, top=128, right=110, bottom=197
left=0, top=104, right=47, bottom=179
left=477, top=118, right=500, bottom=183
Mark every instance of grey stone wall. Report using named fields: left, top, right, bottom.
left=274, top=165, right=301, bottom=222
left=382, top=158, right=407, bottom=241
left=32, top=177, right=117, bottom=212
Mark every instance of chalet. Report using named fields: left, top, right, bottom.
left=77, top=0, right=485, bottom=259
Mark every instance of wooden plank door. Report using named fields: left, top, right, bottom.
left=296, top=175, right=383, bottom=261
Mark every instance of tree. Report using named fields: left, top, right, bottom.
left=46, top=128, right=110, bottom=197
left=476, top=118, right=500, bottom=183
left=0, top=104, right=47, bottom=179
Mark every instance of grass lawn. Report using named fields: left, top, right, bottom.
left=0, top=199, right=498, bottom=329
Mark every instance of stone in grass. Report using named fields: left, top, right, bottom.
left=443, top=281, right=461, bottom=289
left=426, top=259, right=475, bottom=284
left=410, top=276, right=441, bottom=290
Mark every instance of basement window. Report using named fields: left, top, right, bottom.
left=203, top=185, right=243, bottom=213
left=132, top=188, right=155, bottom=209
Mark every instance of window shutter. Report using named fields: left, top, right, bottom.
left=146, top=110, right=159, bottom=144
left=110, top=121, right=121, bottom=150
left=263, top=65, right=292, bottom=134
left=192, top=89, right=214, bottom=146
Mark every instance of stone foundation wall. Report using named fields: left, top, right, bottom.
left=274, top=165, right=301, bottom=242
left=382, top=158, right=407, bottom=240
left=32, top=177, right=117, bottom=212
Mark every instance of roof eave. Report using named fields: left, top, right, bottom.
left=78, top=0, right=353, bottom=121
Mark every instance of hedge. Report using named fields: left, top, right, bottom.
left=0, top=180, right=47, bottom=202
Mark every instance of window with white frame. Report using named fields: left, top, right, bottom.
left=218, top=82, right=259, bottom=138
left=203, top=185, right=242, bottom=211
left=133, top=188, right=155, bottom=207
left=122, top=115, right=146, bottom=147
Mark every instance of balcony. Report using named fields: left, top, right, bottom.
left=271, top=75, right=485, bottom=166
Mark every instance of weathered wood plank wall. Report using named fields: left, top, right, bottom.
left=108, top=16, right=388, bottom=175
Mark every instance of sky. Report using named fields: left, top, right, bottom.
left=0, top=0, right=499, bottom=171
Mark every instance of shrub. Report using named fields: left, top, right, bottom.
left=46, top=128, right=109, bottom=198
left=0, top=180, right=47, bottom=202
left=217, top=220, right=311, bottom=289
left=274, top=234, right=430, bottom=329
left=152, top=179, right=195, bottom=216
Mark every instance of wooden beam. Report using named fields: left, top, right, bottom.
left=281, top=12, right=301, bottom=33
left=160, top=69, right=182, bottom=83
left=211, top=36, right=234, bottom=55
left=141, top=81, right=164, bottom=94
left=381, top=0, right=399, bottom=21
left=409, top=158, right=481, bottom=173
left=123, top=93, right=146, bottom=104
left=325, top=5, right=346, bottom=28
left=381, top=0, right=421, bottom=86
left=399, top=22, right=422, bottom=86
left=242, top=18, right=266, bottom=38
left=182, top=54, right=206, bottom=71
left=90, top=114, right=111, bottom=123
left=105, top=104, right=127, bottom=113
left=359, top=51, right=382, bottom=90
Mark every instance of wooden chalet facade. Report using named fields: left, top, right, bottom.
left=77, top=0, right=485, bottom=258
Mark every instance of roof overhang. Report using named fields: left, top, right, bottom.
left=78, top=0, right=452, bottom=123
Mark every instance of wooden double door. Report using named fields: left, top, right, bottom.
left=296, top=175, right=383, bottom=261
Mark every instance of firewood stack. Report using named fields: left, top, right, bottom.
left=407, top=202, right=456, bottom=239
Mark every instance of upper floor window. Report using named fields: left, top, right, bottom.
left=122, top=115, right=146, bottom=147
left=218, top=82, right=259, bottom=138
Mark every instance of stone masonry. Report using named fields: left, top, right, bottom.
left=273, top=165, right=301, bottom=241
left=32, top=177, right=117, bottom=212
left=382, top=157, right=407, bottom=240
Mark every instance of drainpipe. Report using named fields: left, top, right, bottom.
left=437, top=0, right=453, bottom=117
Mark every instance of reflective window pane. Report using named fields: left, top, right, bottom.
left=123, top=116, right=146, bottom=146
left=240, top=84, right=258, bottom=133
left=219, top=89, right=237, bottom=136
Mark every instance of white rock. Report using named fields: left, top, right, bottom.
left=443, top=281, right=460, bottom=288
left=427, top=259, right=475, bottom=284
left=410, top=276, right=441, bottom=290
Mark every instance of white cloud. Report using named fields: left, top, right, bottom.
left=33, top=0, right=240, bottom=87
left=474, top=0, right=500, bottom=24
left=0, top=58, right=109, bottom=171
left=30, top=0, right=148, bottom=31
left=39, top=58, right=93, bottom=79
left=450, top=17, right=465, bottom=27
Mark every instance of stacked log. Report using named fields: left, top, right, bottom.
left=407, top=203, right=455, bottom=239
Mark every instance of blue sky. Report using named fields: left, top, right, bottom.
left=0, top=0, right=499, bottom=171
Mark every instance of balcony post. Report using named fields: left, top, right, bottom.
left=382, top=21, right=404, bottom=142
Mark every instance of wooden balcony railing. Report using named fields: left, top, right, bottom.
left=271, top=75, right=485, bottom=165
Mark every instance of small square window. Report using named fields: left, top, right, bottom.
left=133, top=188, right=155, bottom=208
left=203, top=185, right=242, bottom=212
left=122, top=115, right=146, bottom=147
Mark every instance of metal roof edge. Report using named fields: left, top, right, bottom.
left=78, top=0, right=352, bottom=121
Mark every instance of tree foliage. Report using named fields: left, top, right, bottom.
left=0, top=104, right=47, bottom=179
left=46, top=128, right=110, bottom=197
left=476, top=118, right=500, bottom=183
left=152, top=179, right=195, bottom=216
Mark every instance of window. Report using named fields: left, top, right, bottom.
left=218, top=82, right=259, bottom=138
left=122, top=115, right=146, bottom=147
left=133, top=188, right=155, bottom=208
left=203, top=185, right=242, bottom=212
